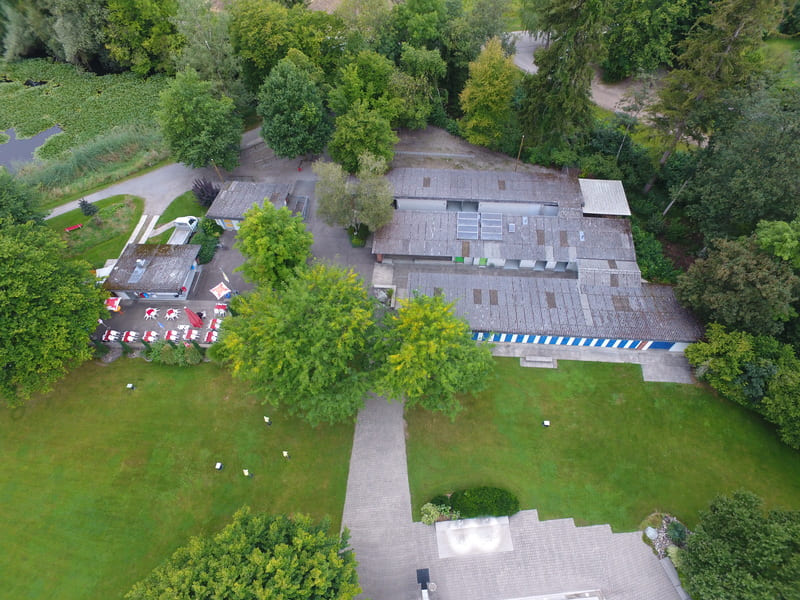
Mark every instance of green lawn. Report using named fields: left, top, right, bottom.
left=407, top=358, right=800, bottom=532
left=46, top=195, right=144, bottom=268
left=0, top=360, right=353, bottom=600
left=155, top=190, right=206, bottom=227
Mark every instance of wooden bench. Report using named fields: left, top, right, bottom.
left=64, top=224, right=83, bottom=232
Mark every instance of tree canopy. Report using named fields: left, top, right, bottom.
left=328, top=101, right=398, bottom=174
left=459, top=37, right=520, bottom=151
left=682, top=491, right=800, bottom=600
left=686, top=324, right=800, bottom=449
left=646, top=0, right=783, bottom=186
left=156, top=68, right=242, bottom=171
left=313, top=155, right=394, bottom=233
left=257, top=57, right=331, bottom=158
left=230, top=0, right=346, bottom=92
left=519, top=0, right=607, bottom=149
left=171, top=0, right=248, bottom=110
left=105, top=0, right=182, bottom=76
left=0, top=221, right=106, bottom=405
left=676, top=237, right=799, bottom=337
left=683, top=86, right=800, bottom=239
left=0, top=171, right=44, bottom=225
left=235, top=202, right=313, bottom=288
left=210, top=264, right=376, bottom=425
left=126, top=507, right=361, bottom=600
left=380, top=293, right=494, bottom=419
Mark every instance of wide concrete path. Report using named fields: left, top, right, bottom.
left=341, top=397, right=420, bottom=600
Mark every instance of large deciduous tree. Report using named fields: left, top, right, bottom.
left=210, top=264, right=376, bottom=425
left=600, top=0, right=692, bottom=82
left=235, top=202, right=313, bottom=288
left=0, top=221, right=106, bottom=405
left=682, top=491, right=800, bottom=600
left=675, top=237, right=799, bottom=337
left=328, top=101, right=398, bottom=174
left=686, top=324, right=800, bottom=449
left=313, top=154, right=394, bottom=233
left=105, top=0, right=182, bottom=76
left=230, top=0, right=346, bottom=93
left=171, top=0, right=248, bottom=111
left=459, top=37, right=520, bottom=151
left=380, top=293, right=494, bottom=419
left=257, top=57, right=331, bottom=158
left=156, top=68, right=242, bottom=171
left=519, top=0, right=607, bottom=149
left=126, top=507, right=361, bottom=600
left=682, top=86, right=800, bottom=239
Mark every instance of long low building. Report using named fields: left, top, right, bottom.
left=373, top=168, right=701, bottom=350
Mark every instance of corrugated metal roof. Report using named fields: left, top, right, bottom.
left=206, top=181, right=293, bottom=220
left=578, top=179, right=632, bottom=216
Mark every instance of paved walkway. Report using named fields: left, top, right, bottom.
left=341, top=397, right=420, bottom=600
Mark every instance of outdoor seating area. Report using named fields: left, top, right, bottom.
left=98, top=300, right=226, bottom=346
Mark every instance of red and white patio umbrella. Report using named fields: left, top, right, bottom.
left=209, top=281, right=231, bottom=300
left=105, top=297, right=122, bottom=312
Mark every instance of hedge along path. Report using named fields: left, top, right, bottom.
left=0, top=59, right=168, bottom=160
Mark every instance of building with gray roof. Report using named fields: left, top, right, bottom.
left=103, top=244, right=201, bottom=301
left=206, top=181, right=299, bottom=230
left=373, top=168, right=700, bottom=349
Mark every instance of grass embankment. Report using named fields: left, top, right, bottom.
left=407, top=358, right=800, bottom=531
left=146, top=191, right=207, bottom=244
left=46, top=195, right=144, bottom=268
left=0, top=59, right=169, bottom=204
left=0, top=360, right=353, bottom=600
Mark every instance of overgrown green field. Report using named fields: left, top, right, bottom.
left=46, top=194, right=144, bottom=268
left=0, top=59, right=167, bottom=160
left=407, top=358, right=800, bottom=531
left=0, top=360, right=353, bottom=600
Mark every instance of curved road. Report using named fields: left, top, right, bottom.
left=46, top=128, right=264, bottom=219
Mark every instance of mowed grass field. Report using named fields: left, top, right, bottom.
left=407, top=358, right=800, bottom=531
left=0, top=360, right=353, bottom=600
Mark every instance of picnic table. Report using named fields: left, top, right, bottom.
left=102, top=329, right=120, bottom=342
left=165, top=308, right=180, bottom=320
left=165, top=330, right=179, bottom=341
left=214, top=304, right=227, bottom=317
left=184, top=329, right=200, bottom=341
left=143, top=331, right=158, bottom=343
left=122, top=331, right=138, bottom=343
left=204, top=330, right=218, bottom=343
left=210, top=318, right=222, bottom=330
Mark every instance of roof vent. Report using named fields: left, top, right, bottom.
left=508, top=223, right=516, bottom=233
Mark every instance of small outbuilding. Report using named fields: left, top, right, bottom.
left=206, top=181, right=305, bottom=230
left=103, top=243, right=201, bottom=301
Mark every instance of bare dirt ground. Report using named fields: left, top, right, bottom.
left=392, top=127, right=560, bottom=175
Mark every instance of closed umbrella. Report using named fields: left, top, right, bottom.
left=184, top=307, right=204, bottom=328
